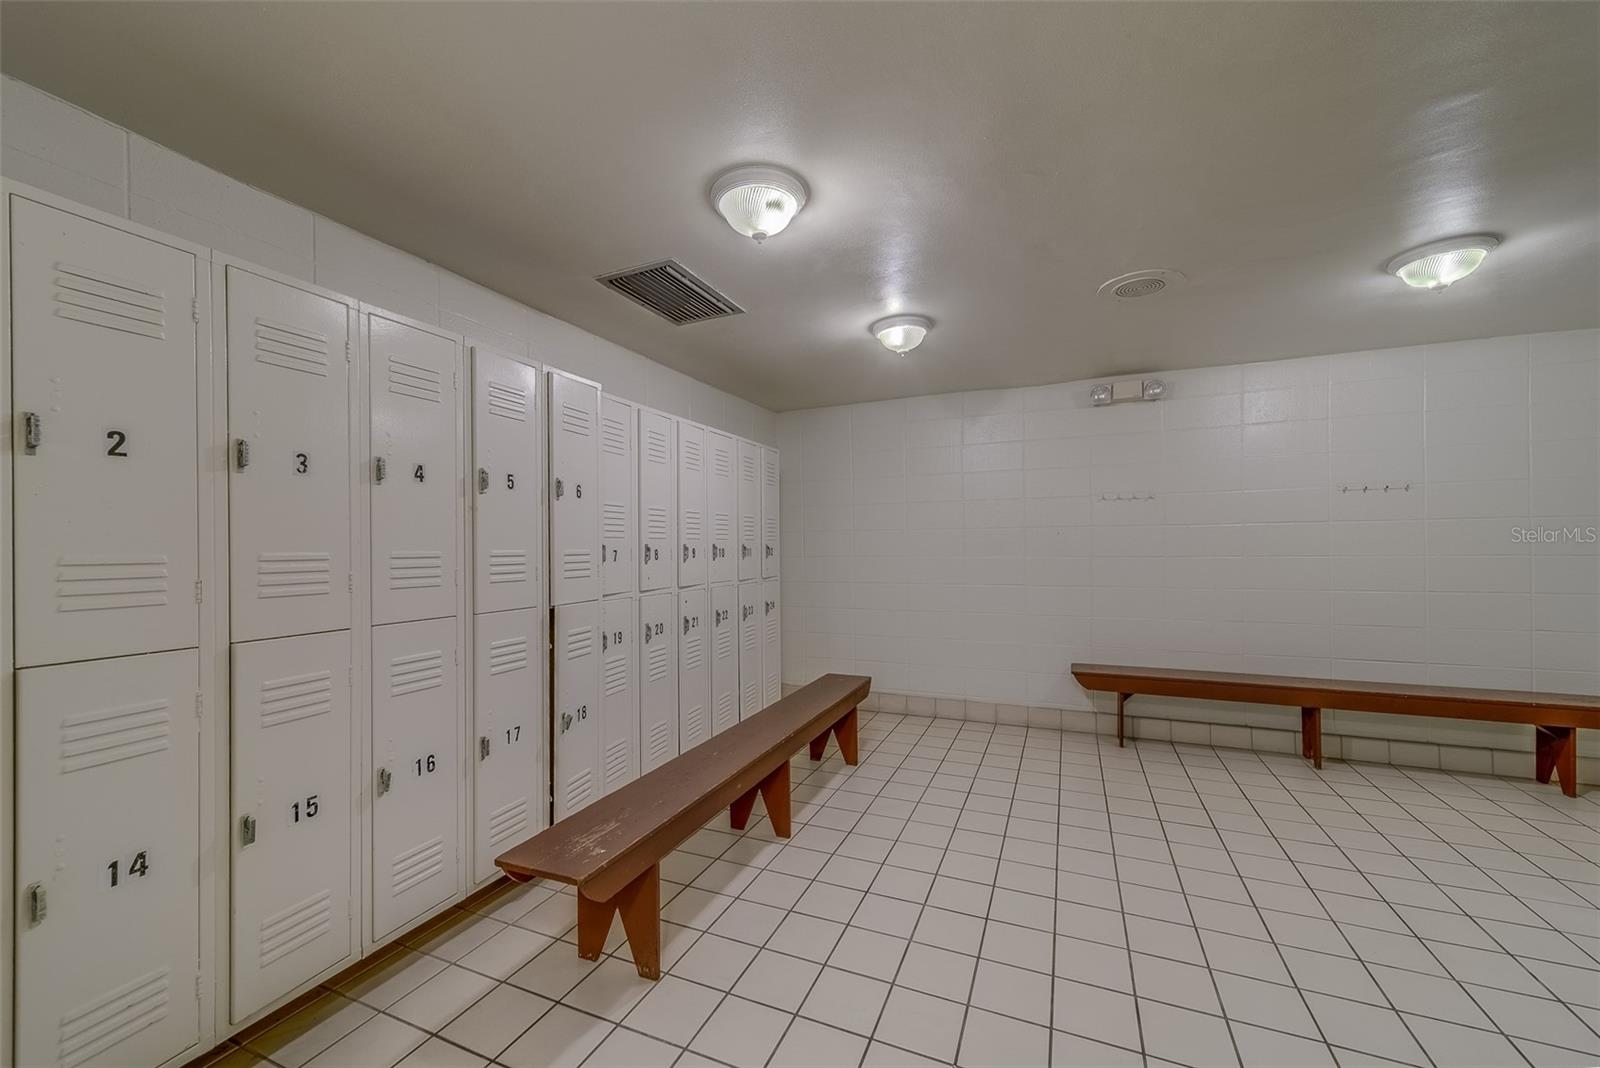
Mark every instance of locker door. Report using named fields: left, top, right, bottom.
left=599, top=396, right=637, bottom=598
left=637, top=409, right=676, bottom=593
left=737, top=439, right=762, bottom=582
left=600, top=596, right=639, bottom=793
left=763, top=579, right=783, bottom=706
left=15, top=650, right=200, bottom=1068
left=472, top=348, right=542, bottom=615
left=762, top=447, right=781, bottom=579
left=473, top=609, right=544, bottom=883
left=738, top=581, right=763, bottom=720
left=370, top=314, right=459, bottom=626
left=227, top=268, right=352, bottom=642
left=11, top=197, right=199, bottom=667
left=677, top=421, right=707, bottom=588
left=638, top=591, right=679, bottom=773
left=553, top=602, right=601, bottom=819
left=548, top=371, right=601, bottom=605
left=371, top=618, right=460, bottom=939
left=679, top=587, right=711, bottom=750
left=710, top=584, right=738, bottom=735
left=231, top=631, right=353, bottom=1019
left=706, top=431, right=737, bottom=585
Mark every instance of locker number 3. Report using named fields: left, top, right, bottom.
left=106, top=849, right=150, bottom=888
left=295, top=452, right=310, bottom=474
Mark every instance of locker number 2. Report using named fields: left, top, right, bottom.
left=106, top=849, right=150, bottom=888
left=105, top=429, right=128, bottom=457
left=415, top=753, right=438, bottom=775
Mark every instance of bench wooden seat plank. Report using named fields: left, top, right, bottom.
left=1072, top=663, right=1600, bottom=796
left=496, top=672, right=870, bottom=978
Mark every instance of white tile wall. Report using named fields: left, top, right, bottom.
left=780, top=331, right=1600, bottom=771
left=0, top=75, right=776, bottom=445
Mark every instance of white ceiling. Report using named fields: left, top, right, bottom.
left=3, top=2, right=1595, bottom=411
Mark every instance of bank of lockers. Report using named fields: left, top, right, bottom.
left=371, top=617, right=460, bottom=939
left=738, top=581, right=763, bottom=720
left=710, top=584, right=738, bottom=734
left=737, top=439, right=762, bottom=582
left=599, top=395, right=637, bottom=598
left=600, top=596, right=640, bottom=793
left=762, top=447, right=781, bottom=579
left=706, top=431, right=737, bottom=585
left=471, top=347, right=542, bottom=615
left=553, top=601, right=601, bottom=819
left=548, top=370, right=601, bottom=605
left=763, top=578, right=783, bottom=705
left=370, top=313, right=460, bottom=626
left=15, top=649, right=202, bottom=1068
left=231, top=631, right=354, bottom=1019
left=677, top=419, right=707, bottom=588
left=10, top=197, right=202, bottom=668
left=472, top=609, right=544, bottom=883
left=678, top=587, right=711, bottom=750
left=638, top=408, right=676, bottom=593
left=228, top=268, right=353, bottom=642
left=639, top=591, right=679, bottom=773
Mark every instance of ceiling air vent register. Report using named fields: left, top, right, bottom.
left=597, top=260, right=744, bottom=325
left=1097, top=269, right=1187, bottom=300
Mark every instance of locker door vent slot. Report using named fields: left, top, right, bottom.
left=644, top=429, right=670, bottom=464
left=386, top=356, right=442, bottom=403
left=486, top=381, right=528, bottom=421
left=254, top=318, right=330, bottom=377
left=601, top=416, right=628, bottom=455
left=256, top=552, right=333, bottom=600
left=258, top=890, right=333, bottom=966
left=488, top=798, right=529, bottom=847
left=682, top=511, right=703, bottom=541
left=714, top=627, right=734, bottom=659
left=713, top=449, right=732, bottom=478
left=388, top=550, right=444, bottom=591
left=602, top=503, right=628, bottom=539
left=597, top=260, right=743, bottom=325
left=645, top=508, right=670, bottom=539
left=560, top=550, right=595, bottom=582
left=603, top=654, right=630, bottom=696
left=682, top=439, right=702, bottom=471
left=55, top=556, right=171, bottom=614
left=604, top=741, right=630, bottom=787
left=487, top=550, right=529, bottom=586
left=716, top=693, right=735, bottom=726
left=683, top=635, right=703, bottom=670
left=646, top=646, right=671, bottom=683
left=259, top=670, right=334, bottom=729
left=388, top=651, right=445, bottom=697
left=712, top=512, right=732, bottom=540
left=487, top=636, right=530, bottom=675
left=684, top=706, right=704, bottom=741
left=564, top=770, right=594, bottom=812
left=59, top=698, right=171, bottom=774
left=647, top=721, right=671, bottom=761
left=57, top=967, right=171, bottom=1068
left=53, top=262, right=167, bottom=341
left=391, top=838, right=445, bottom=896
left=564, top=626, right=595, bottom=660
left=558, top=402, right=592, bottom=437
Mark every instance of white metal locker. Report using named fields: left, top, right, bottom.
left=710, top=584, right=738, bottom=735
left=737, top=439, right=762, bottom=582
left=599, top=395, right=637, bottom=598
left=553, top=601, right=601, bottom=819
left=637, top=408, right=676, bottom=593
left=677, top=420, right=708, bottom=588
left=15, top=649, right=201, bottom=1068
left=227, top=268, right=352, bottom=643
left=370, top=313, right=460, bottom=626
left=738, top=580, right=763, bottom=720
left=706, top=430, right=737, bottom=585
left=472, top=609, right=544, bottom=883
left=371, top=617, right=460, bottom=939
left=600, top=596, right=640, bottom=793
left=10, top=197, right=200, bottom=667
left=231, top=631, right=353, bottom=1019
left=679, top=587, right=711, bottom=750
left=762, top=446, right=781, bottom=579
left=638, top=591, right=679, bottom=773
left=763, top=578, right=783, bottom=706
left=472, top=347, right=542, bottom=615
left=548, top=370, right=601, bottom=605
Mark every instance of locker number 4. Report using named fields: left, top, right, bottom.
left=106, top=849, right=150, bottom=888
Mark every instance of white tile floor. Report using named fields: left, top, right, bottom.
left=208, top=712, right=1600, bottom=1068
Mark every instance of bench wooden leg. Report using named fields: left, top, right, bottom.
left=809, top=731, right=830, bottom=761
left=576, top=865, right=662, bottom=980
left=760, top=760, right=791, bottom=838
left=835, top=707, right=859, bottom=765
left=1117, top=693, right=1129, bottom=747
left=1536, top=726, right=1578, bottom=798
left=1301, top=707, right=1322, bottom=770
left=729, top=784, right=759, bottom=830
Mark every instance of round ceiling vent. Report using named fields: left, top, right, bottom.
left=1098, top=269, right=1187, bottom=300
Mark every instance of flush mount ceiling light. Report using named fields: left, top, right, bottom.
left=870, top=314, right=932, bottom=356
left=710, top=164, right=808, bottom=244
left=1387, top=235, right=1500, bottom=290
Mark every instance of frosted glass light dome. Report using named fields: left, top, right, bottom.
left=870, top=314, right=932, bottom=355
left=1387, top=235, right=1499, bottom=290
left=710, top=165, right=808, bottom=243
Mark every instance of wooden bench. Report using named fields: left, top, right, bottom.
left=495, top=672, right=870, bottom=978
left=1072, top=663, right=1600, bottom=797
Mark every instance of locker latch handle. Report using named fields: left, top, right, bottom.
left=682, top=544, right=689, bottom=563
left=560, top=711, right=572, bottom=734
left=234, top=438, right=250, bottom=470
left=374, top=457, right=387, bottom=484
left=602, top=631, right=608, bottom=651
left=477, top=467, right=489, bottom=494
left=25, top=883, right=45, bottom=926
left=554, top=477, right=563, bottom=500
left=742, top=544, right=751, bottom=558
left=240, top=813, right=257, bottom=846
left=766, top=544, right=773, bottom=558
left=643, top=626, right=651, bottom=645
left=683, top=615, right=690, bottom=635
left=22, top=411, right=42, bottom=454
left=376, top=767, right=392, bottom=796
left=479, top=736, right=491, bottom=760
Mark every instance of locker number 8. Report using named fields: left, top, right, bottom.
left=106, top=849, right=150, bottom=888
